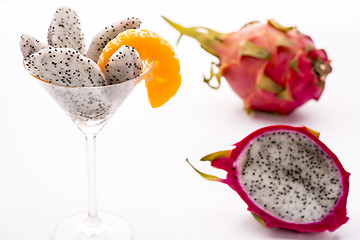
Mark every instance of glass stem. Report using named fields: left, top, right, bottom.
left=84, top=133, right=101, bottom=227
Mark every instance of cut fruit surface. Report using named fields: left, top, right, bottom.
left=98, top=29, right=181, bottom=108
left=188, top=125, right=349, bottom=233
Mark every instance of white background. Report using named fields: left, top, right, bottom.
left=1, top=0, right=359, bottom=239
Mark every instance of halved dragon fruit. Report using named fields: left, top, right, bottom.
left=188, top=125, right=349, bottom=232
left=164, top=18, right=332, bottom=114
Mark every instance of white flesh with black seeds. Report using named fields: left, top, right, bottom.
left=104, top=45, right=143, bottom=85
left=40, top=78, right=136, bottom=123
left=237, top=130, right=343, bottom=224
left=19, top=34, right=48, bottom=61
left=47, top=7, right=86, bottom=55
left=45, top=86, right=111, bottom=122
left=86, top=17, right=141, bottom=62
left=25, top=47, right=107, bottom=87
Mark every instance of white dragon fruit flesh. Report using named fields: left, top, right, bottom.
left=104, top=45, right=143, bottom=85
left=20, top=6, right=143, bottom=88
left=47, top=7, right=86, bottom=55
left=188, top=125, right=349, bottom=233
left=25, top=47, right=107, bottom=87
left=20, top=6, right=146, bottom=122
left=39, top=80, right=135, bottom=123
left=19, top=34, right=48, bottom=61
left=86, top=17, right=141, bottom=62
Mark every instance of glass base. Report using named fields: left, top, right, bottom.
left=52, top=212, right=133, bottom=240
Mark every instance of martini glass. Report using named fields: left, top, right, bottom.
left=30, top=63, right=154, bottom=240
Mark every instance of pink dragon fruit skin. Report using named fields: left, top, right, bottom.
left=188, top=125, right=349, bottom=233
left=164, top=18, right=332, bottom=114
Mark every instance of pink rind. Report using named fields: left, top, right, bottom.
left=211, top=125, right=350, bottom=232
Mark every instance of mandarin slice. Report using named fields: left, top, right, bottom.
left=98, top=29, right=181, bottom=108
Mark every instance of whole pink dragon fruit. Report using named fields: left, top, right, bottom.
left=187, top=125, right=349, bottom=232
left=164, top=18, right=332, bottom=114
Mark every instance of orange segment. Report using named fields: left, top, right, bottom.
left=98, top=29, right=181, bottom=108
